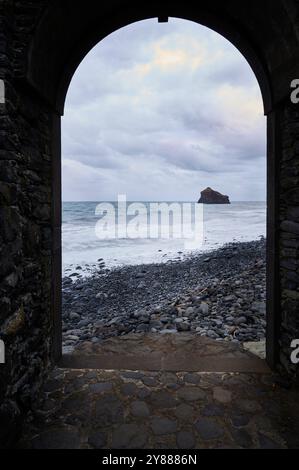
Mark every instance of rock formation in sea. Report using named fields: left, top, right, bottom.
left=198, top=187, right=230, bottom=204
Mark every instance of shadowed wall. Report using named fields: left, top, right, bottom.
left=0, top=0, right=299, bottom=448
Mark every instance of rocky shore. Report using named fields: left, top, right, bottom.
left=62, top=239, right=266, bottom=354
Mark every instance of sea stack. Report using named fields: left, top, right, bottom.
left=198, top=187, right=230, bottom=204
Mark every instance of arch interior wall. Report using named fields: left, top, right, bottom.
left=0, top=0, right=299, bottom=447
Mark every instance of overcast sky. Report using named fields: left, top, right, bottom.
left=62, top=18, right=266, bottom=202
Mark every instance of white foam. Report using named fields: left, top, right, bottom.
left=62, top=201, right=266, bottom=274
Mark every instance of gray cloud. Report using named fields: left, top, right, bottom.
left=62, top=18, right=266, bottom=202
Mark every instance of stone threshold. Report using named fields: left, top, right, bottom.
left=59, top=334, right=270, bottom=373
left=60, top=353, right=270, bottom=373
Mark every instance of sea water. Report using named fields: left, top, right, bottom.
left=62, top=201, right=266, bottom=274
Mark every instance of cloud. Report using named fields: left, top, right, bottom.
left=62, top=18, right=266, bottom=201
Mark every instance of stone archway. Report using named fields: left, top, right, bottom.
left=27, top=2, right=278, bottom=366
left=1, top=0, right=299, bottom=447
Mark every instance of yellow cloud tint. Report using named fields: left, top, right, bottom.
left=131, top=37, right=206, bottom=77
left=153, top=39, right=205, bottom=70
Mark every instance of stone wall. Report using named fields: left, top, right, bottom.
left=0, top=0, right=53, bottom=448
left=280, top=103, right=299, bottom=378
left=0, top=0, right=299, bottom=449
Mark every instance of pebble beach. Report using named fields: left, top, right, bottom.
left=62, top=239, right=266, bottom=354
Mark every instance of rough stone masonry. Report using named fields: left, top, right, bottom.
left=0, top=0, right=299, bottom=449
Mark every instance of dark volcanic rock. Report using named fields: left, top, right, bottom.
left=61, top=239, right=267, bottom=351
left=198, top=187, right=230, bottom=204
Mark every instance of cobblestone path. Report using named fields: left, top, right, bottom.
left=20, top=367, right=299, bottom=449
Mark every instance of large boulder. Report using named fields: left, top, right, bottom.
left=198, top=187, right=230, bottom=204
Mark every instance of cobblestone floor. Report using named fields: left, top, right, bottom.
left=20, top=367, right=299, bottom=449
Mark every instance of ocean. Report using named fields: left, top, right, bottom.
left=62, top=201, right=266, bottom=274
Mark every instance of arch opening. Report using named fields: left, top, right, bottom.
left=60, top=18, right=268, bottom=370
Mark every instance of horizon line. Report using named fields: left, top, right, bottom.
left=62, top=200, right=267, bottom=203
